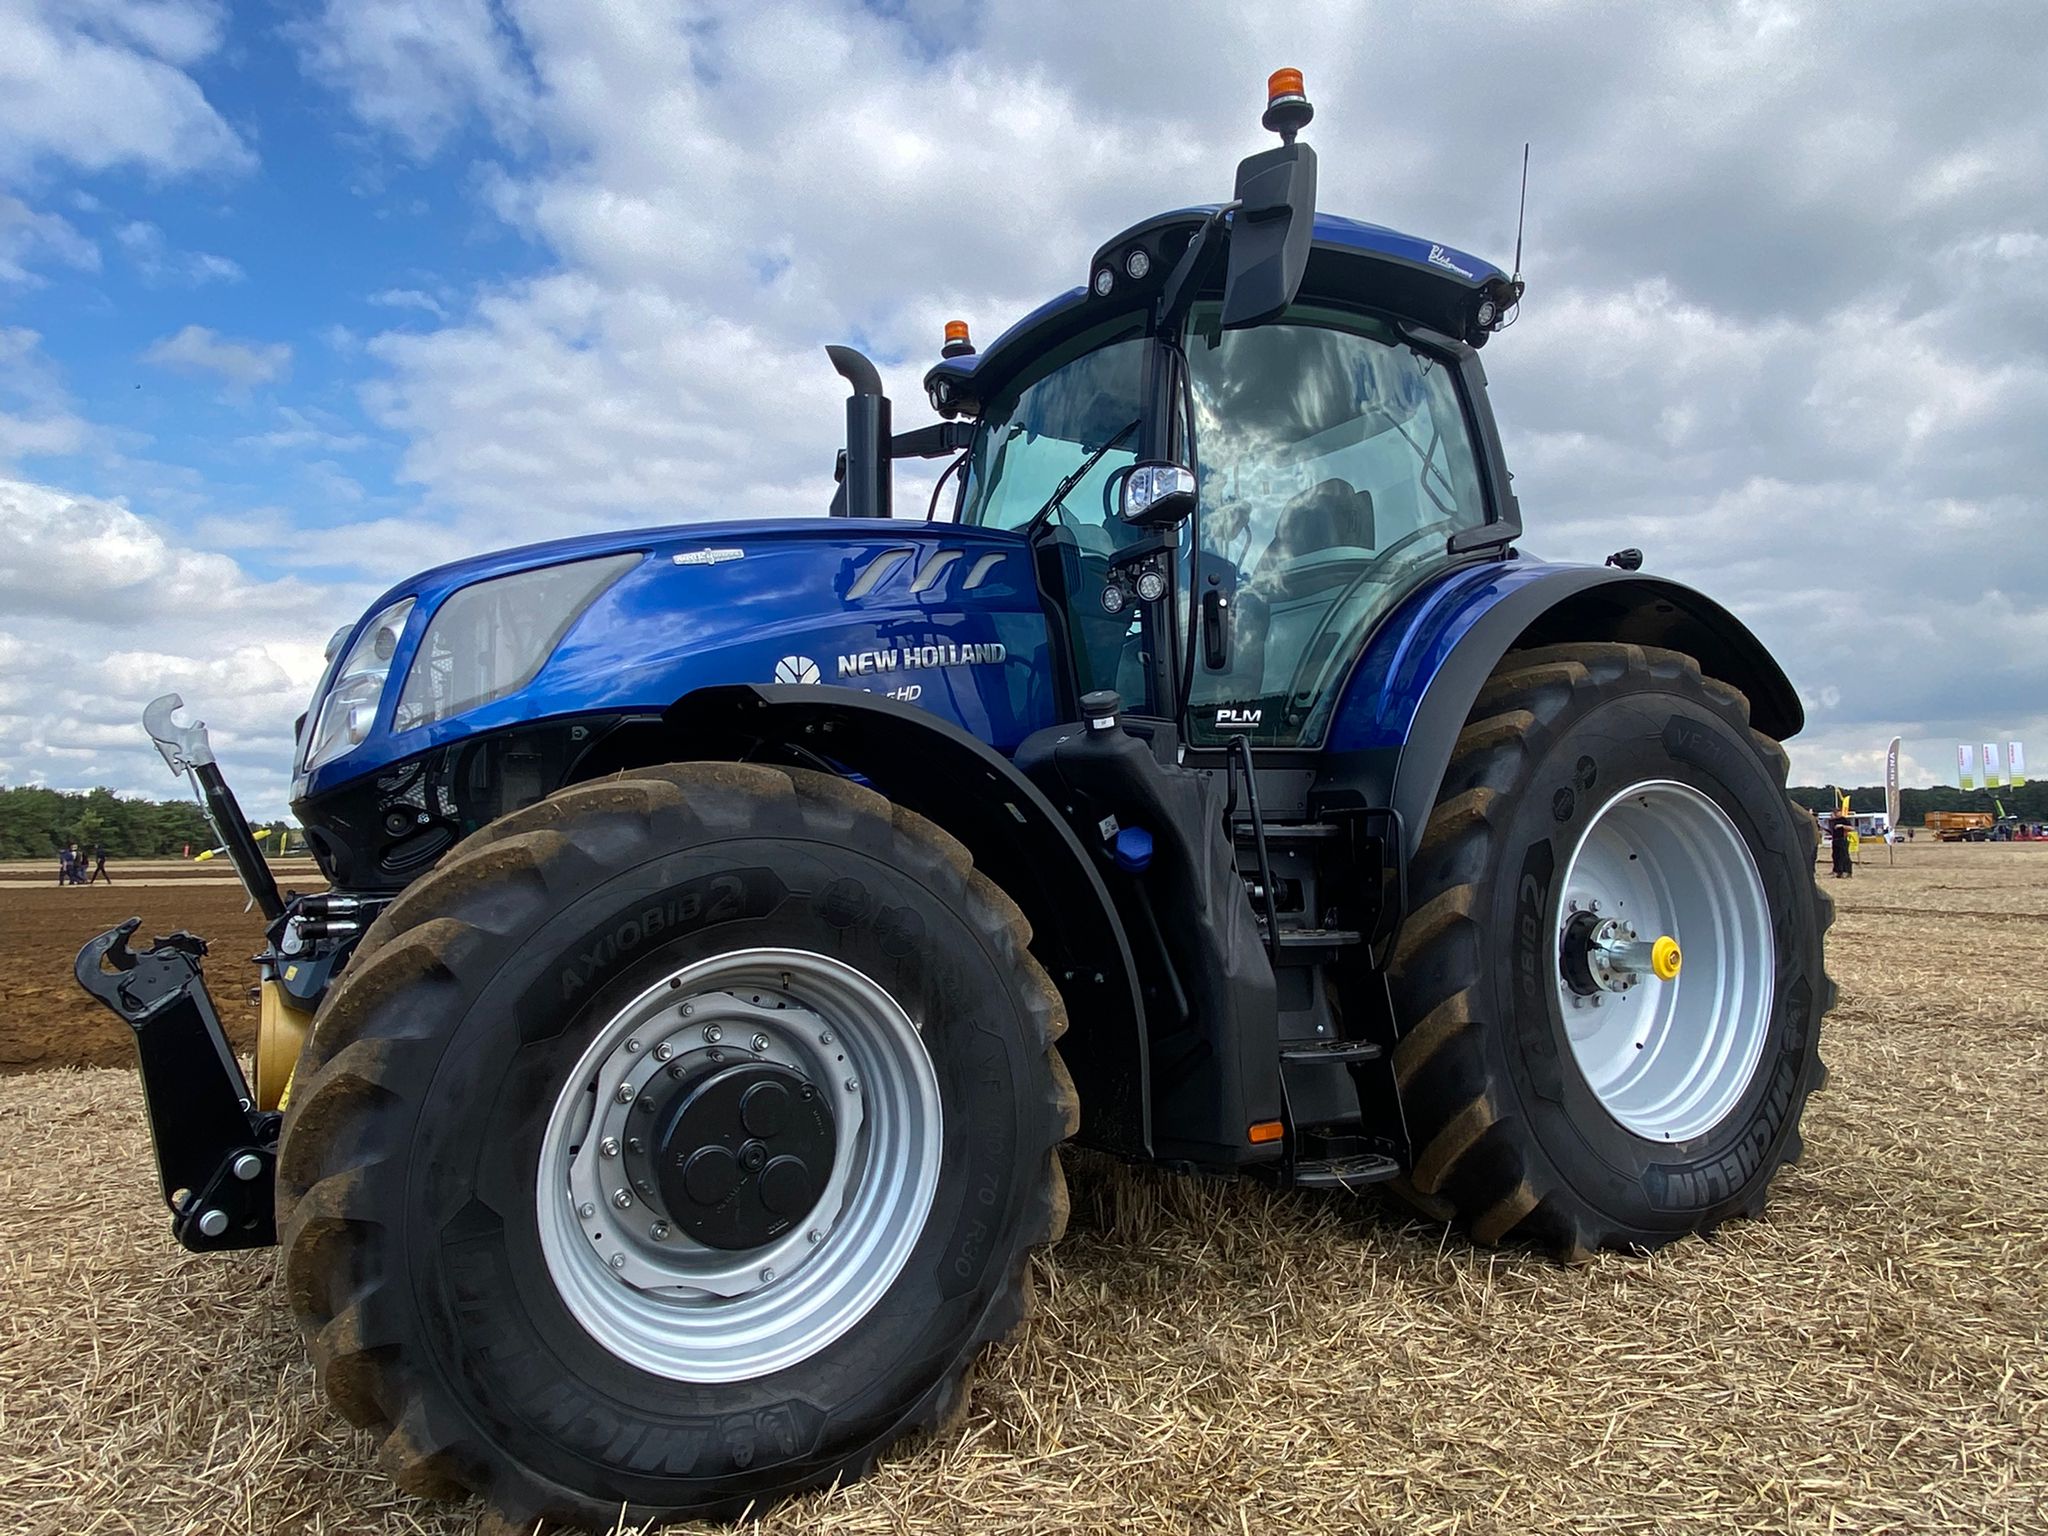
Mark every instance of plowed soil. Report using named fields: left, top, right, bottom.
left=0, top=841, right=2043, bottom=1535
left=0, top=862, right=322, bottom=1071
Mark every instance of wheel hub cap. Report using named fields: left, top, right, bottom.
left=536, top=948, right=943, bottom=1383
left=642, top=1061, right=837, bottom=1250
left=1553, top=779, right=1774, bottom=1143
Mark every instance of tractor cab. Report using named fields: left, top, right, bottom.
left=910, top=73, right=1526, bottom=752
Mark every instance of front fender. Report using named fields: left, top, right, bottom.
left=1319, top=559, right=1802, bottom=859
left=666, top=684, right=1151, bottom=1157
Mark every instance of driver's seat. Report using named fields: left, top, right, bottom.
left=1223, top=481, right=1376, bottom=707
left=1256, top=478, right=1376, bottom=576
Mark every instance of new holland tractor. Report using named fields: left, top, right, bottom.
left=77, top=73, right=1832, bottom=1530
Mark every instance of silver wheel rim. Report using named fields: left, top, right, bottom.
left=535, top=947, right=942, bottom=1383
left=1554, top=779, right=1775, bottom=1142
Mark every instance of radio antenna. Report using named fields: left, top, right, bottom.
left=1512, top=142, right=1529, bottom=281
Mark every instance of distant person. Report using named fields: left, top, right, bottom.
left=89, top=844, right=111, bottom=884
left=1830, top=819, right=1853, bottom=879
left=56, top=845, right=72, bottom=885
left=1906, top=827, right=1915, bottom=842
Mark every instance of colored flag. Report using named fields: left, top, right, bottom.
left=1959, top=743, right=1977, bottom=791
left=2011, top=742, right=2027, bottom=789
left=1885, top=736, right=1901, bottom=831
left=1983, top=742, right=2003, bottom=788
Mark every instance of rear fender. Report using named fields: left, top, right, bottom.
left=660, top=684, right=1152, bottom=1157
left=1319, top=561, right=1803, bottom=861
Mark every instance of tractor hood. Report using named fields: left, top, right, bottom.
left=295, top=517, right=1054, bottom=799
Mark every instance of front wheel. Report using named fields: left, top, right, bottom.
left=276, top=763, right=1076, bottom=1529
left=1387, top=643, right=1833, bottom=1256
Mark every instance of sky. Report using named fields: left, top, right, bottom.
left=2, top=0, right=2044, bottom=817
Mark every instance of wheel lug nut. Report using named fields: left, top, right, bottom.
left=760, top=1267, right=776, bottom=1283
left=578, top=1201, right=595, bottom=1219
left=668, top=1063, right=686, bottom=1079
left=681, top=1004, right=694, bottom=1017
left=708, top=1048, right=724, bottom=1062
left=654, top=1043, right=673, bottom=1062
left=650, top=1220, right=670, bottom=1241
left=627, top=1137, right=644, bottom=1154
left=844, top=1077, right=859, bottom=1093
left=807, top=1229, right=821, bottom=1244
left=625, top=1038, right=642, bottom=1054
left=599, top=1137, right=619, bottom=1158
left=752, top=1033, right=770, bottom=1053
left=609, top=1253, right=627, bottom=1270
left=819, top=1030, right=834, bottom=1046
left=615, top=1083, right=635, bottom=1105
left=611, top=1189, right=633, bottom=1209
left=704, top=1024, right=723, bottom=1043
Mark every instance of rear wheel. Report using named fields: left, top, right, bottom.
left=277, top=763, right=1075, bottom=1529
left=1387, top=643, right=1833, bottom=1255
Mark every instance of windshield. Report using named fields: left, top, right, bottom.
left=958, top=325, right=1148, bottom=540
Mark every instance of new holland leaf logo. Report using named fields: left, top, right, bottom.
left=773, top=656, right=821, bottom=685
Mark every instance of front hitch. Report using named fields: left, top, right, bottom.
left=75, top=920, right=279, bottom=1251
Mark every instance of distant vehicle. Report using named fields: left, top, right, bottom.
left=1924, top=810, right=1995, bottom=842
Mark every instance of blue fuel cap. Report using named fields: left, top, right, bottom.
left=1112, top=826, right=1153, bottom=873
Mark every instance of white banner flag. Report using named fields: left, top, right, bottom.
left=2011, top=742, right=2027, bottom=789
left=1983, top=742, right=2003, bottom=788
left=1959, top=743, right=1977, bottom=791
left=1885, top=736, right=1901, bottom=830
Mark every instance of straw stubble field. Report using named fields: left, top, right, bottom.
left=0, top=843, right=2042, bottom=1534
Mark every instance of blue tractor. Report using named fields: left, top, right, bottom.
left=78, top=73, right=1830, bottom=1530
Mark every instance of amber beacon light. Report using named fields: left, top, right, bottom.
left=1262, top=68, right=1313, bottom=140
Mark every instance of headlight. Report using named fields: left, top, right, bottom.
left=302, top=597, right=415, bottom=773
left=393, top=553, right=640, bottom=733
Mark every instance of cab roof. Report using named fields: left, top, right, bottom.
left=923, top=206, right=1511, bottom=418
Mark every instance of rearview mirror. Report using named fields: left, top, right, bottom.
left=1220, top=141, right=1318, bottom=330
left=1120, top=462, right=1197, bottom=529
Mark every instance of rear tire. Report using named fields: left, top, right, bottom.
left=1386, top=643, right=1833, bottom=1256
left=277, top=763, right=1075, bottom=1529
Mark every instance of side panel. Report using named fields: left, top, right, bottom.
left=668, top=686, right=1152, bottom=1158
left=1320, top=559, right=1804, bottom=858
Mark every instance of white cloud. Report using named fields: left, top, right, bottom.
left=0, top=0, right=250, bottom=181
left=0, top=193, right=100, bottom=284
left=114, top=219, right=243, bottom=285
left=142, top=323, right=291, bottom=388
left=368, top=286, right=447, bottom=318
left=0, top=328, right=90, bottom=464
left=297, top=0, right=534, bottom=157
left=0, top=476, right=366, bottom=813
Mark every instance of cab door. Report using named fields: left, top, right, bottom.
left=1182, top=305, right=1494, bottom=750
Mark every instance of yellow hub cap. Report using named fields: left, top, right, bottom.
left=1650, top=934, right=1682, bottom=982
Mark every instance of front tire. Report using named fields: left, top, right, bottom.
left=1387, top=643, right=1833, bottom=1256
left=277, top=763, right=1075, bottom=1528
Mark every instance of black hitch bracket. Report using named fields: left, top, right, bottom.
left=75, top=919, right=280, bottom=1252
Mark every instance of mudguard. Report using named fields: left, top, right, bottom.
left=1318, top=559, right=1803, bottom=860
left=667, top=684, right=1152, bottom=1157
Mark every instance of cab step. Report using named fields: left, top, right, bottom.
left=1286, top=1153, right=1402, bottom=1191
left=1280, top=1038, right=1382, bottom=1065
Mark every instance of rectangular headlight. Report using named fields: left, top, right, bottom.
left=302, top=596, right=415, bottom=773
left=394, top=553, right=641, bottom=733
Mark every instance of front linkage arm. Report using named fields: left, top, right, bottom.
left=75, top=920, right=280, bottom=1251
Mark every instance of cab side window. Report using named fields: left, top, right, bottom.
left=1185, top=305, right=1489, bottom=747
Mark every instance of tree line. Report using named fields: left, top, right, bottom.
left=0, top=784, right=294, bottom=861
left=1788, top=782, right=2048, bottom=824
